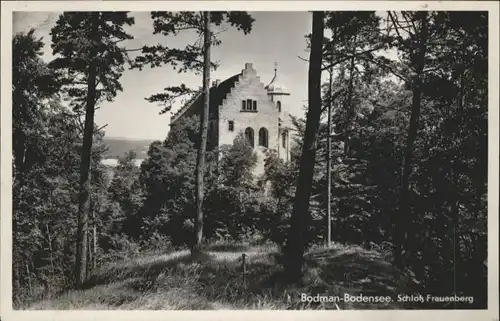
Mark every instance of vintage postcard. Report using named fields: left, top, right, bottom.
left=1, top=1, right=498, bottom=321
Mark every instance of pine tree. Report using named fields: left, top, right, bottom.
left=284, top=11, right=325, bottom=282
left=192, top=11, right=212, bottom=255
left=133, top=11, right=254, bottom=253
left=50, top=12, right=135, bottom=287
left=385, top=11, right=430, bottom=268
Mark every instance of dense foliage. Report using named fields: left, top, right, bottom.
left=12, top=11, right=488, bottom=310
left=277, top=11, right=488, bottom=307
left=12, top=30, right=109, bottom=304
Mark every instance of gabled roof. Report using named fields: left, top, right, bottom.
left=170, top=73, right=241, bottom=124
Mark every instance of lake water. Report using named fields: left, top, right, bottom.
left=101, top=158, right=144, bottom=167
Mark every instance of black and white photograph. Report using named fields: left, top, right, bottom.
left=1, top=1, right=498, bottom=320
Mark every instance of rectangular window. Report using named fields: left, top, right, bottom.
left=228, top=120, right=234, bottom=131
left=242, top=99, right=258, bottom=112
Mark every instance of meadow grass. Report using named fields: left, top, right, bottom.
left=26, top=242, right=412, bottom=310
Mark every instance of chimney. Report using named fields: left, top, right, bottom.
left=244, top=62, right=253, bottom=70
left=212, top=79, right=221, bottom=87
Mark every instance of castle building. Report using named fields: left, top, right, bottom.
left=170, top=62, right=294, bottom=177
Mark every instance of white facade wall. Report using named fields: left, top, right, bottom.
left=217, top=63, right=291, bottom=178
left=173, top=63, right=293, bottom=179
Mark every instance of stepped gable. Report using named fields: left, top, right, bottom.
left=170, top=73, right=241, bottom=123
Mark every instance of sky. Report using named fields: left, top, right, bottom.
left=13, top=11, right=314, bottom=140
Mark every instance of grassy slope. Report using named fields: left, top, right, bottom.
left=27, top=243, right=414, bottom=310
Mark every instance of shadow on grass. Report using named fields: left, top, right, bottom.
left=204, top=243, right=252, bottom=252
left=253, top=247, right=411, bottom=310
left=82, top=251, right=214, bottom=290
left=73, top=245, right=413, bottom=310
left=318, top=252, right=401, bottom=285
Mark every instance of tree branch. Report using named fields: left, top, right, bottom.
left=357, top=55, right=409, bottom=83
left=298, top=55, right=309, bottom=63
left=388, top=11, right=404, bottom=40
left=96, top=124, right=108, bottom=132
left=322, top=45, right=386, bottom=71
left=321, top=88, right=345, bottom=113
left=401, top=11, right=418, bottom=35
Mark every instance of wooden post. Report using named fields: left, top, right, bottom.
left=241, top=253, right=247, bottom=285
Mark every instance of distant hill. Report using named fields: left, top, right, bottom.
left=102, top=137, right=157, bottom=160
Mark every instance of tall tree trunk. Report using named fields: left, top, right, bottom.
left=87, top=194, right=97, bottom=271
left=13, top=128, right=27, bottom=185
left=46, top=223, right=55, bottom=277
left=343, top=48, right=356, bottom=157
left=450, top=60, right=467, bottom=304
left=92, top=217, right=97, bottom=270
left=192, top=11, right=211, bottom=255
left=284, top=11, right=324, bottom=281
left=451, top=180, right=460, bottom=307
left=326, top=67, right=333, bottom=247
left=87, top=230, right=92, bottom=273
left=394, top=12, right=428, bottom=269
left=13, top=252, right=21, bottom=305
left=26, top=261, right=32, bottom=296
left=74, top=12, right=99, bottom=287
left=13, top=132, right=27, bottom=230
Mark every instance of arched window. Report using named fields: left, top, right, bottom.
left=282, top=131, right=287, bottom=148
left=277, top=101, right=281, bottom=112
left=244, top=127, right=254, bottom=148
left=259, top=127, right=269, bottom=148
